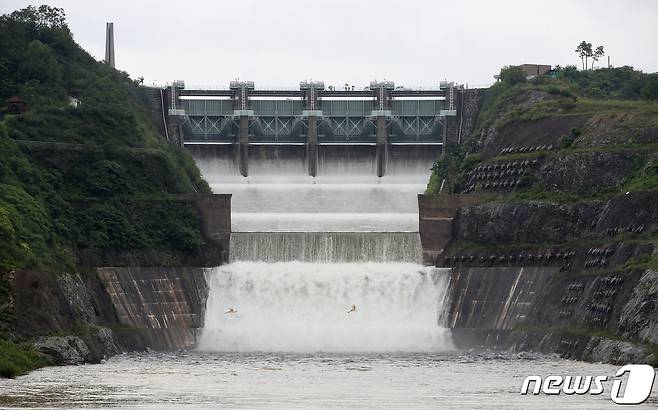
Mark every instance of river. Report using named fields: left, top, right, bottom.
left=2, top=351, right=656, bottom=409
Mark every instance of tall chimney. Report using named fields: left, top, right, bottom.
left=105, top=22, right=115, bottom=68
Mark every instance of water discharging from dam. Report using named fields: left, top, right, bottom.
left=193, top=144, right=454, bottom=352
left=198, top=262, right=451, bottom=352
left=190, top=144, right=438, bottom=231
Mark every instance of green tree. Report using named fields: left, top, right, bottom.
left=18, top=40, right=62, bottom=84
left=499, top=66, right=526, bottom=86
left=8, top=5, right=68, bottom=31
left=575, top=41, right=605, bottom=70
left=575, top=41, right=588, bottom=70
left=640, top=76, right=658, bottom=100
left=591, top=45, right=605, bottom=69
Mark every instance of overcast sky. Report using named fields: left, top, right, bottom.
left=3, top=0, right=658, bottom=88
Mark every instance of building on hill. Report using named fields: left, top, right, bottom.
left=5, top=95, right=27, bottom=114
left=519, top=64, right=551, bottom=78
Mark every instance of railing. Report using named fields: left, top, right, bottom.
left=181, top=83, right=453, bottom=92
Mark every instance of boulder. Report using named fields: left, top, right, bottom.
left=33, top=336, right=92, bottom=365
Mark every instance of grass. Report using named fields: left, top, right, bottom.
left=0, top=339, right=49, bottom=378
left=508, top=189, right=608, bottom=203
left=617, top=250, right=658, bottom=271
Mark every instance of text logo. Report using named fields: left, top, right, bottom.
left=520, top=364, right=656, bottom=405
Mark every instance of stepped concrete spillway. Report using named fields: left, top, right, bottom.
left=230, top=232, right=423, bottom=263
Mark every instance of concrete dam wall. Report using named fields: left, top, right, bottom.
left=446, top=266, right=559, bottom=330
left=97, top=267, right=208, bottom=350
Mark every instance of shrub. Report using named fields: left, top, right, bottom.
left=499, top=66, right=526, bottom=86
left=559, top=128, right=581, bottom=149
left=0, top=339, right=48, bottom=378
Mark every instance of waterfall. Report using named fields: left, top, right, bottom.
left=229, top=232, right=423, bottom=263
left=197, top=262, right=452, bottom=352
left=193, top=143, right=452, bottom=352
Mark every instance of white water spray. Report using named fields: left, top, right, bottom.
left=198, top=261, right=452, bottom=352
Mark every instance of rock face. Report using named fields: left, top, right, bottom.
left=454, top=201, right=603, bottom=244
left=421, top=81, right=657, bottom=366
left=419, top=191, right=658, bottom=366
left=34, top=336, right=91, bottom=365
left=32, top=328, right=121, bottom=366
left=579, top=113, right=658, bottom=147
left=12, top=271, right=122, bottom=365
left=538, top=150, right=638, bottom=194
left=619, top=269, right=658, bottom=345
left=452, top=191, right=658, bottom=245
left=14, top=267, right=211, bottom=365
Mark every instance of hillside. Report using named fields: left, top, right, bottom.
left=423, top=65, right=658, bottom=364
left=428, top=66, right=658, bottom=199
left=0, top=6, right=211, bottom=377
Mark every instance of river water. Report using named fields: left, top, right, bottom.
left=2, top=351, right=656, bottom=409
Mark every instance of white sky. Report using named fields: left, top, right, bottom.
left=2, top=0, right=658, bottom=88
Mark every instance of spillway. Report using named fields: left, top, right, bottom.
left=229, top=232, right=423, bottom=263
left=188, top=144, right=439, bottom=232
left=193, top=143, right=452, bottom=352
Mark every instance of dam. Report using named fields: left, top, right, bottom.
left=187, top=97, right=455, bottom=352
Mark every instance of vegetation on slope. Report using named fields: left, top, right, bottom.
left=427, top=64, right=658, bottom=197
left=0, top=338, right=49, bottom=378
left=0, top=6, right=212, bottom=375
left=0, top=6, right=210, bottom=273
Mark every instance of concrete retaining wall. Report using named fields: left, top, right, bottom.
left=418, top=194, right=492, bottom=265
left=97, top=267, right=208, bottom=350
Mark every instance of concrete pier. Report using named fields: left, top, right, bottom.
left=237, top=115, right=249, bottom=177
left=375, top=114, right=388, bottom=177
left=306, top=116, right=318, bottom=177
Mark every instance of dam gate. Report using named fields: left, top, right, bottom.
left=165, top=80, right=459, bottom=177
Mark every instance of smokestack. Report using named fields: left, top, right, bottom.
left=105, top=22, right=115, bottom=68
